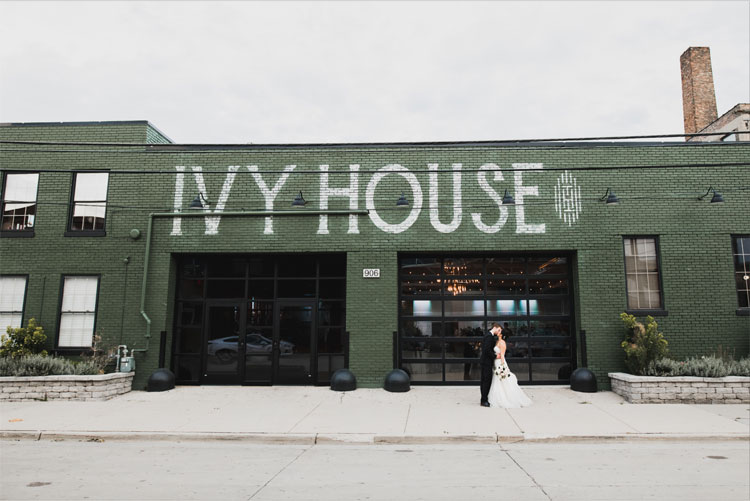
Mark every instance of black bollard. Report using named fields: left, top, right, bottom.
left=570, top=367, right=598, bottom=393
left=330, top=368, right=357, bottom=391
left=147, top=368, right=176, bottom=392
left=384, top=369, right=410, bottom=392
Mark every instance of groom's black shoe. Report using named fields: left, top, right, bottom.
left=480, top=401, right=490, bottom=407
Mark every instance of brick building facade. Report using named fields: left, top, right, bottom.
left=1, top=121, right=748, bottom=389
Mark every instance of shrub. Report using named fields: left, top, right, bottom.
left=78, top=333, right=115, bottom=374
left=0, top=318, right=47, bottom=358
left=620, top=313, right=668, bottom=375
left=0, top=354, right=99, bottom=376
left=644, top=355, right=750, bottom=377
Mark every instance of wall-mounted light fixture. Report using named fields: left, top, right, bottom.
left=396, top=192, right=409, bottom=207
left=599, top=188, right=619, bottom=205
left=292, top=191, right=306, bottom=207
left=189, top=193, right=209, bottom=209
left=502, top=189, right=515, bottom=205
left=698, top=187, right=724, bottom=204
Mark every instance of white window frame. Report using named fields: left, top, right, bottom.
left=623, top=236, right=664, bottom=311
left=2, top=172, right=39, bottom=232
left=0, top=275, right=28, bottom=331
left=68, top=172, right=109, bottom=233
left=58, top=276, right=100, bottom=348
left=733, top=235, right=750, bottom=310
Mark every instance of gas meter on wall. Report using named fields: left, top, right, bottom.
left=120, top=356, right=135, bottom=373
left=117, top=345, right=136, bottom=373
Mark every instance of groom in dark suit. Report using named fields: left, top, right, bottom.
left=480, top=322, right=502, bottom=407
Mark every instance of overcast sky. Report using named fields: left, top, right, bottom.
left=0, top=1, right=748, bottom=144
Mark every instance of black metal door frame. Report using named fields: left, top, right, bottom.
left=201, top=300, right=247, bottom=385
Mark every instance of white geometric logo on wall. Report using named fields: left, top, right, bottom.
left=554, top=170, right=582, bottom=227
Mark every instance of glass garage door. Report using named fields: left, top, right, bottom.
left=398, top=255, right=574, bottom=385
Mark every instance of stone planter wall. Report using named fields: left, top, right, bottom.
left=0, top=372, right=134, bottom=402
left=609, top=372, right=750, bottom=404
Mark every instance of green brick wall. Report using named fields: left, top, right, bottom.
left=1, top=122, right=749, bottom=389
left=0, top=121, right=171, bottom=144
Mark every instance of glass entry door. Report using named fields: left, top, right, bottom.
left=274, top=301, right=315, bottom=384
left=175, top=254, right=346, bottom=385
left=204, top=302, right=244, bottom=384
left=202, top=300, right=315, bottom=384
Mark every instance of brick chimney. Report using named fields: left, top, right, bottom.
left=680, top=47, right=718, bottom=135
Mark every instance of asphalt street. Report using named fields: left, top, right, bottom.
left=1, top=439, right=748, bottom=500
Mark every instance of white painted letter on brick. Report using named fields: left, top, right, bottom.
left=513, top=163, right=546, bottom=234
left=171, top=166, right=185, bottom=236
left=318, top=164, right=360, bottom=235
left=366, top=165, right=423, bottom=234
left=192, top=166, right=240, bottom=235
left=471, top=163, right=508, bottom=233
left=248, top=165, right=296, bottom=235
left=428, top=163, right=462, bottom=233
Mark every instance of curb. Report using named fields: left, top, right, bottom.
left=1, top=430, right=747, bottom=444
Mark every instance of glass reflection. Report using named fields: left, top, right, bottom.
left=277, top=305, right=312, bottom=382
left=244, top=327, right=272, bottom=382
left=528, top=257, right=567, bottom=275
left=205, top=305, right=240, bottom=374
left=443, top=279, right=483, bottom=296
left=179, top=280, right=204, bottom=299
left=445, top=362, right=480, bottom=381
left=400, top=257, right=441, bottom=276
left=487, top=279, right=526, bottom=295
left=529, top=320, right=569, bottom=337
left=176, top=327, right=201, bottom=354
left=178, top=302, right=203, bottom=326
left=318, top=301, right=345, bottom=326
left=401, top=279, right=442, bottom=295
left=401, top=362, right=443, bottom=382
left=529, top=298, right=569, bottom=315
left=506, top=361, right=530, bottom=382
left=443, top=257, right=483, bottom=275
left=175, top=357, right=200, bottom=382
left=318, top=279, right=346, bottom=299
left=444, top=320, right=484, bottom=338
left=530, top=339, right=570, bottom=358
left=528, top=279, right=568, bottom=295
left=444, top=340, right=481, bottom=360
left=486, top=257, right=525, bottom=275
left=401, top=338, right=442, bottom=359
left=247, top=301, right=274, bottom=326
left=531, top=362, right=572, bottom=382
left=207, top=280, right=245, bottom=298
left=401, top=300, right=442, bottom=317
left=317, top=327, right=343, bottom=353
left=444, top=300, right=484, bottom=316
left=487, top=299, right=527, bottom=315
left=402, top=319, right=440, bottom=337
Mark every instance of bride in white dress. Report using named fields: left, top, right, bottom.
left=488, top=335, right=532, bottom=408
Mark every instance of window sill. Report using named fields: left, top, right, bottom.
left=64, top=230, right=106, bottom=237
left=52, top=347, right=94, bottom=355
left=737, top=309, right=750, bottom=317
left=0, top=230, right=35, bottom=238
left=625, top=309, right=668, bottom=317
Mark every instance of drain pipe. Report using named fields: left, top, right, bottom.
left=132, top=213, right=156, bottom=357
left=134, top=208, right=369, bottom=357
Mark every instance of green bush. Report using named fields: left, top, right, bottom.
left=644, top=355, right=750, bottom=377
left=0, top=318, right=47, bottom=358
left=620, top=313, right=668, bottom=375
left=0, top=354, right=99, bottom=377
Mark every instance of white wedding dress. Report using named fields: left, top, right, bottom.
left=488, top=347, right=533, bottom=408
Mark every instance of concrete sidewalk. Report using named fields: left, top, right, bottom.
left=1, top=386, right=748, bottom=444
